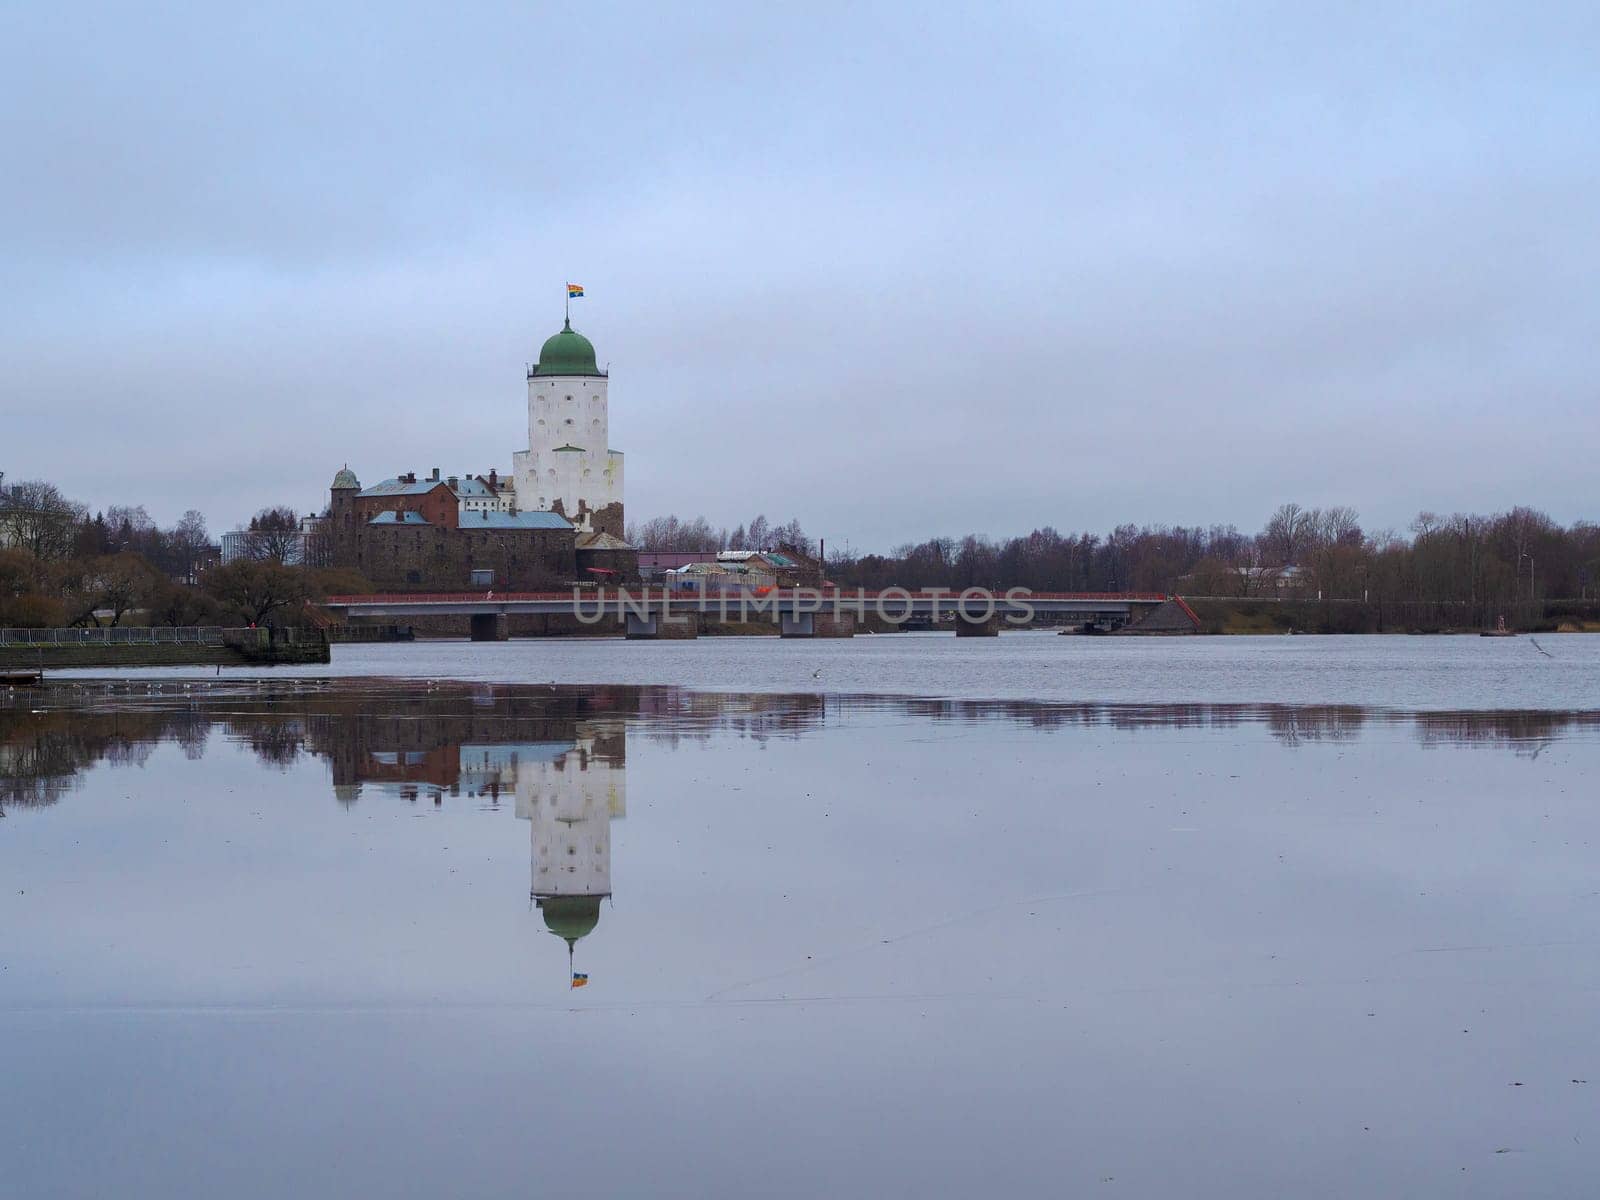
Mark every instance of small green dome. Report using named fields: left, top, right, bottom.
left=539, top=894, right=603, bottom=945
left=534, top=319, right=604, bottom=377
left=331, top=465, right=360, bottom=490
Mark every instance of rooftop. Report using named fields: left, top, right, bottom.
left=359, top=477, right=450, bottom=498
left=463, top=510, right=574, bottom=531
left=530, top=318, right=605, bottom=379
left=575, top=531, right=634, bottom=551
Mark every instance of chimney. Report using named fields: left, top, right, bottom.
left=404, top=471, right=415, bottom=484
left=447, top=475, right=458, bottom=488
left=488, top=468, right=498, bottom=489
left=430, top=467, right=440, bottom=481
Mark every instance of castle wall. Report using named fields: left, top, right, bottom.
left=327, top=489, right=575, bottom=590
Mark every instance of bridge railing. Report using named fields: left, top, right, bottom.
left=0, top=626, right=231, bottom=646
left=323, top=589, right=1175, bottom=605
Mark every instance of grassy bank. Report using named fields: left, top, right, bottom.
left=1187, top=598, right=1600, bottom=635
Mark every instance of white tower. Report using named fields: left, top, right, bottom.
left=511, top=318, right=625, bottom=536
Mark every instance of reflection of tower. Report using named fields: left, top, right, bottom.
left=515, top=720, right=626, bottom=983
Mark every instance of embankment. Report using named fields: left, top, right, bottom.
left=1187, top=598, right=1600, bottom=635
left=0, top=629, right=329, bottom=669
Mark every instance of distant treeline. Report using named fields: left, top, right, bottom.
left=626, top=513, right=814, bottom=555
left=637, top=503, right=1600, bottom=605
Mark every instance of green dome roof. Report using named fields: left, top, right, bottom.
left=331, top=465, right=360, bottom=490
left=534, top=318, right=604, bottom=377
left=538, top=894, right=603, bottom=945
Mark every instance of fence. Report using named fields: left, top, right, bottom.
left=0, top=626, right=231, bottom=646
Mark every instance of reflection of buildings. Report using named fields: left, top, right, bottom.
left=515, top=722, right=626, bottom=980
left=324, top=697, right=629, bottom=984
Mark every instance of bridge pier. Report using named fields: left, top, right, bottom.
left=955, top=614, right=1001, bottom=637
left=780, top=610, right=858, bottom=638
left=816, top=611, right=856, bottom=638
left=469, top=613, right=508, bottom=641
left=626, top=613, right=698, bottom=640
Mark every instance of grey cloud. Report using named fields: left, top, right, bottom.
left=3, top=2, right=1597, bottom=544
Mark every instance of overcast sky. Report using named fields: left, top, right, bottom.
left=4, top=3, right=1596, bottom=550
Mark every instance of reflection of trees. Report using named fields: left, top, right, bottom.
left=1, top=731, right=92, bottom=809
left=0, top=707, right=191, bottom=810
left=230, top=717, right=306, bottom=768
left=6, top=683, right=1600, bottom=815
left=1264, top=705, right=1367, bottom=746
left=633, top=690, right=826, bottom=748
left=1413, top=709, right=1593, bottom=755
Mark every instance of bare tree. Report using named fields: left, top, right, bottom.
left=204, top=559, right=312, bottom=625
left=245, top=506, right=304, bottom=564
left=1262, top=503, right=1313, bottom=565
left=168, top=509, right=212, bottom=583
left=0, top=479, right=85, bottom=563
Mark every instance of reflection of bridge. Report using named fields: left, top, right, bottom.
left=323, top=589, right=1196, bottom=640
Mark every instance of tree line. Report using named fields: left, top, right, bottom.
left=638, top=502, right=1600, bottom=606
left=625, top=513, right=815, bottom=555
left=8, top=466, right=1598, bottom=627
left=0, top=476, right=359, bottom=628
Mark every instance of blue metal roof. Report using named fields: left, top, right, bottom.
left=462, top=510, right=574, bottom=530
left=458, top=742, right=575, bottom=769
left=368, top=511, right=431, bottom=526
left=359, top=477, right=447, bottom=498
left=452, top=477, right=497, bottom=498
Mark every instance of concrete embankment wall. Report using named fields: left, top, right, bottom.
left=0, top=644, right=239, bottom=668
left=0, top=633, right=329, bottom=669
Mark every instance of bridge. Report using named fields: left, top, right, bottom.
left=322, top=589, right=1198, bottom=640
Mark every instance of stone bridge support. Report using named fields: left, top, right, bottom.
left=954, top=614, right=1001, bottom=637
left=815, top=611, right=856, bottom=638
left=626, top=613, right=698, bottom=640
left=777, top=611, right=857, bottom=640
left=469, top=613, right=508, bottom=641
left=780, top=610, right=857, bottom=638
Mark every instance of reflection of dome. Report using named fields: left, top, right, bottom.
left=533, top=319, right=603, bottom=377
left=538, top=894, right=603, bottom=946
left=332, top=464, right=360, bottom=490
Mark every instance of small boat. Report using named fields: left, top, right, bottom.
left=1, top=670, right=44, bottom=687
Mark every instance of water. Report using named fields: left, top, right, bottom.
left=5, top=644, right=1599, bottom=1197
left=51, top=628, right=1600, bottom=709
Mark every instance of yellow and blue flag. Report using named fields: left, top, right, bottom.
left=570, top=972, right=589, bottom=989
left=567, top=283, right=584, bottom=299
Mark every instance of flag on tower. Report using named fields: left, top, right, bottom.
left=570, top=972, right=589, bottom=989
left=567, top=283, right=584, bottom=298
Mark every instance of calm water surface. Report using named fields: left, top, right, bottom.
left=5, top=648, right=1599, bottom=1196
left=50, top=629, right=1600, bottom=708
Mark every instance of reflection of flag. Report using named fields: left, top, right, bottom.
left=567, top=283, right=584, bottom=298
left=570, top=973, right=589, bottom=989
